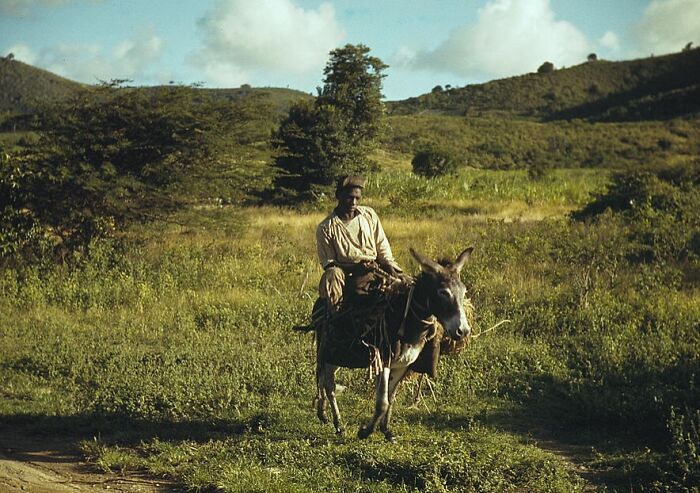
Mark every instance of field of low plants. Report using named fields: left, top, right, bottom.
left=1, top=162, right=698, bottom=492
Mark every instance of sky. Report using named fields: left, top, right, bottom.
left=1, top=0, right=699, bottom=100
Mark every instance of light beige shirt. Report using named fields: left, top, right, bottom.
left=316, top=206, right=400, bottom=270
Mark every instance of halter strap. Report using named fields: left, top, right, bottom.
left=397, top=283, right=432, bottom=337
left=396, top=285, right=414, bottom=338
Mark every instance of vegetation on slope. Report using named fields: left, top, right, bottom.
left=383, top=114, right=700, bottom=171
left=388, top=49, right=700, bottom=121
left=0, top=56, right=85, bottom=115
left=0, top=56, right=311, bottom=123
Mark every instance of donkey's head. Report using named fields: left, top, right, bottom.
left=410, top=247, right=474, bottom=341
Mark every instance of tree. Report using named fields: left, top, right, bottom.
left=587, top=53, right=598, bottom=62
left=537, top=61, right=555, bottom=74
left=1, top=82, right=255, bottom=259
left=431, top=85, right=444, bottom=93
left=272, top=44, right=387, bottom=199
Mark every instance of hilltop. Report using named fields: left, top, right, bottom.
left=0, top=56, right=312, bottom=116
left=0, top=56, right=86, bottom=114
left=388, top=49, right=700, bottom=121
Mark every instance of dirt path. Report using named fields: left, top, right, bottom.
left=528, top=433, right=604, bottom=491
left=0, top=428, right=180, bottom=493
left=481, top=410, right=610, bottom=491
left=514, top=420, right=612, bottom=491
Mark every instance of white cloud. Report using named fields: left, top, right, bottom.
left=3, top=43, right=37, bottom=64
left=4, top=29, right=164, bottom=83
left=398, top=0, right=590, bottom=80
left=632, top=0, right=700, bottom=56
left=598, top=31, right=620, bottom=52
left=191, top=0, right=344, bottom=87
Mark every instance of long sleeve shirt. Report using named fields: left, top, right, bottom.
left=316, top=206, right=400, bottom=270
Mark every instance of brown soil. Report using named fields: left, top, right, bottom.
left=0, top=428, right=180, bottom=493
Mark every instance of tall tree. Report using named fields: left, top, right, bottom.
left=273, top=44, right=387, bottom=200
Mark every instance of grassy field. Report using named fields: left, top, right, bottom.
left=1, top=165, right=698, bottom=492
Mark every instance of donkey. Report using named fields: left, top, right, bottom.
left=314, top=247, right=473, bottom=441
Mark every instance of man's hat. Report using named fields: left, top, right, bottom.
left=336, top=175, right=365, bottom=193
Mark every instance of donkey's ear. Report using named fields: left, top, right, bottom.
left=410, top=248, right=444, bottom=274
left=453, top=246, right=474, bottom=273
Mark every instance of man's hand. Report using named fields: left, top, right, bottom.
left=380, top=262, right=398, bottom=277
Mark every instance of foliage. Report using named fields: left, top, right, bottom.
left=0, top=82, right=258, bottom=260
left=388, top=49, right=700, bottom=121
left=537, top=61, right=555, bottom=74
left=1, top=188, right=698, bottom=490
left=573, top=162, right=700, bottom=262
left=411, top=142, right=458, bottom=178
left=272, top=44, right=387, bottom=200
left=659, top=407, right=700, bottom=491
left=382, top=114, right=700, bottom=173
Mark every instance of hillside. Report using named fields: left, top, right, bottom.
left=388, top=49, right=700, bottom=121
left=0, top=56, right=312, bottom=117
left=0, top=56, right=86, bottom=114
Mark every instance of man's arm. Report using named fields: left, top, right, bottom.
left=316, top=224, right=337, bottom=269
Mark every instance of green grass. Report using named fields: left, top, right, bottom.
left=1, top=170, right=698, bottom=492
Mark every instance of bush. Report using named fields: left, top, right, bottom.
left=572, top=163, right=700, bottom=262
left=1, top=82, right=254, bottom=261
left=537, top=61, right=555, bottom=74
left=663, top=407, right=700, bottom=491
left=411, top=142, right=458, bottom=178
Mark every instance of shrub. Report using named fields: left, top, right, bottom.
left=411, top=142, right=458, bottom=178
left=661, top=407, right=700, bottom=491
left=572, top=163, right=700, bottom=262
left=537, top=61, right=555, bottom=74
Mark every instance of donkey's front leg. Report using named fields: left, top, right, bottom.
left=380, top=366, right=410, bottom=442
left=358, top=366, right=391, bottom=439
left=315, top=346, right=329, bottom=424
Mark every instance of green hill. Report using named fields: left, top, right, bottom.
left=198, top=87, right=312, bottom=114
left=388, top=49, right=700, bottom=121
left=0, top=56, right=312, bottom=117
left=0, top=56, right=86, bottom=114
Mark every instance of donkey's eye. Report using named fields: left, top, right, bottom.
left=438, top=288, right=452, bottom=299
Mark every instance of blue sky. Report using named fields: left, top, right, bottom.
left=1, top=0, right=699, bottom=100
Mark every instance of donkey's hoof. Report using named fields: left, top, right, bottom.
left=357, top=426, right=372, bottom=439
left=383, top=431, right=396, bottom=443
left=335, top=427, right=344, bottom=436
left=317, top=414, right=329, bottom=424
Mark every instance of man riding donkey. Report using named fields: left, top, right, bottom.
left=296, top=175, right=475, bottom=440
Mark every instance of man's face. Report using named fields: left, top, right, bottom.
left=337, top=187, right=362, bottom=215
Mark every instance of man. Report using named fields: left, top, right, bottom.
left=316, top=175, right=403, bottom=312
